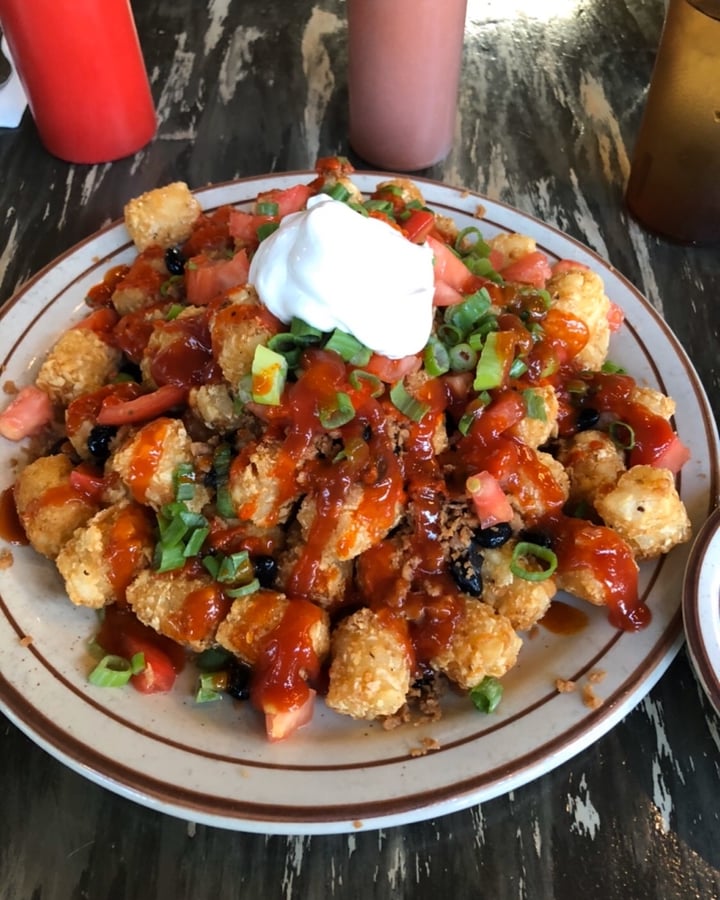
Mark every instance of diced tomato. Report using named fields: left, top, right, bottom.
left=364, top=353, right=422, bottom=383
left=466, top=471, right=514, bottom=529
left=426, top=235, right=474, bottom=293
left=551, top=259, right=590, bottom=277
left=185, top=249, right=250, bottom=305
left=96, top=384, right=187, bottom=425
left=72, top=307, right=120, bottom=335
left=648, top=434, right=691, bottom=474
left=432, top=280, right=464, bottom=307
left=69, top=464, right=106, bottom=503
left=470, top=390, right=526, bottom=441
left=265, top=689, right=316, bottom=742
left=500, top=251, right=553, bottom=288
left=0, top=386, right=53, bottom=440
left=125, top=639, right=178, bottom=694
left=256, top=184, right=313, bottom=217
left=489, top=248, right=505, bottom=271
left=228, top=209, right=277, bottom=246
left=607, top=301, right=624, bottom=332
left=403, top=209, right=435, bottom=244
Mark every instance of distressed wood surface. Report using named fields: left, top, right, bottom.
left=1, top=1, right=719, bottom=897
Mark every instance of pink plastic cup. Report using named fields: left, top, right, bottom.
left=347, top=0, right=468, bottom=171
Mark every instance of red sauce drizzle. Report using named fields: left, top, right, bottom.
left=165, top=582, right=232, bottom=644
left=540, top=599, right=589, bottom=635
left=104, top=504, right=154, bottom=601
left=126, top=418, right=172, bottom=503
left=0, top=487, right=28, bottom=545
left=149, top=311, right=221, bottom=388
left=251, top=596, right=325, bottom=712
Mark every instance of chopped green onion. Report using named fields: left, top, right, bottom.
left=424, top=337, right=450, bottom=376
left=510, top=541, right=558, bottom=582
left=444, top=288, right=492, bottom=336
left=319, top=391, right=356, bottom=429
left=389, top=380, right=430, bottom=423
left=348, top=369, right=384, bottom=397
left=455, top=226, right=492, bottom=258
left=88, top=654, right=134, bottom=688
left=469, top=675, right=503, bottom=713
left=130, top=652, right=146, bottom=675
left=465, top=255, right=502, bottom=281
left=224, top=578, right=261, bottom=598
left=173, top=463, right=196, bottom=501
left=251, top=344, right=288, bottom=405
left=217, top=550, right=253, bottom=584
left=256, top=222, right=279, bottom=241
left=183, top=525, right=210, bottom=557
left=202, top=554, right=220, bottom=579
left=155, top=543, right=187, bottom=573
left=290, top=317, right=323, bottom=344
left=347, top=201, right=369, bottom=217
left=196, top=672, right=224, bottom=703
left=509, top=358, right=528, bottom=379
left=322, top=182, right=351, bottom=202
left=609, top=420, right=636, bottom=449
left=363, top=198, right=395, bottom=215
left=324, top=329, right=372, bottom=365
left=522, top=389, right=547, bottom=421
left=601, top=360, right=627, bottom=374
left=437, top=323, right=463, bottom=347
left=449, top=343, right=478, bottom=373
left=255, top=200, right=279, bottom=216
left=473, top=331, right=505, bottom=391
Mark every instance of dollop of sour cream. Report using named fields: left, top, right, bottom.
left=248, top=195, right=435, bottom=359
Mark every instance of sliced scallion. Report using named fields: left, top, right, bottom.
left=609, top=420, right=635, bottom=449
left=319, top=391, right=356, bottom=429
left=522, top=389, right=547, bottom=422
left=224, top=578, right=260, bottom=598
left=449, top=343, right=478, bottom=373
left=389, top=380, right=430, bottom=423
left=469, top=675, right=503, bottom=713
left=322, top=182, right=351, bottom=202
left=348, top=369, right=384, bottom=398
left=424, top=337, right=450, bottom=376
left=473, top=331, right=505, bottom=391
left=255, top=200, right=279, bottom=216
left=510, top=541, right=558, bottom=582
left=88, top=654, right=134, bottom=688
left=324, top=329, right=372, bottom=365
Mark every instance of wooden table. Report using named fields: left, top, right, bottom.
left=1, top=1, right=719, bottom=897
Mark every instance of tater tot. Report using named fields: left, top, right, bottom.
left=56, top=501, right=154, bottom=608
left=124, top=181, right=202, bottom=252
left=429, top=597, right=522, bottom=691
left=557, top=429, right=626, bottom=507
left=546, top=265, right=611, bottom=370
left=127, top=567, right=230, bottom=651
left=14, top=455, right=100, bottom=559
left=35, top=328, right=122, bottom=406
left=216, top=589, right=330, bottom=668
left=594, top=465, right=692, bottom=559
left=325, top=608, right=412, bottom=720
left=482, top=543, right=557, bottom=631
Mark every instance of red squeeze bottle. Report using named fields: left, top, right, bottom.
left=0, top=0, right=156, bottom=164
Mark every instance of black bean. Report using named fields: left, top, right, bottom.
left=576, top=407, right=600, bottom=431
left=449, top=542, right=484, bottom=596
left=519, top=529, right=553, bottom=549
left=86, top=424, right=117, bottom=462
left=253, top=555, right=278, bottom=588
left=473, top=522, right=513, bottom=548
left=225, top=659, right=252, bottom=701
left=164, top=245, right=186, bottom=275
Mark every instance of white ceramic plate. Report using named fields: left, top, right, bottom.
left=0, top=172, right=717, bottom=835
left=683, top=507, right=720, bottom=717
